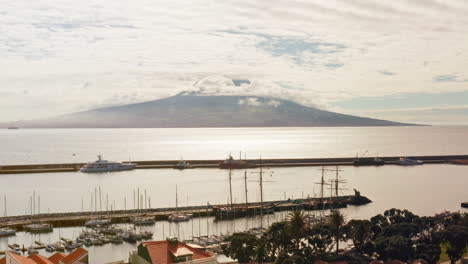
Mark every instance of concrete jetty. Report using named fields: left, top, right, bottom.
left=1, top=155, right=468, bottom=174
left=0, top=195, right=363, bottom=230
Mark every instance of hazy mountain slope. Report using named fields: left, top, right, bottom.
left=1, top=95, right=416, bottom=128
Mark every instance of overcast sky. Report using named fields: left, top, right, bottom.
left=1, top=0, right=467, bottom=124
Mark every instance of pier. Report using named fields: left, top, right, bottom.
left=0, top=195, right=364, bottom=230
left=0, top=154, right=468, bottom=174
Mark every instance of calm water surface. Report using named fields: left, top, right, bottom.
left=1, top=127, right=467, bottom=263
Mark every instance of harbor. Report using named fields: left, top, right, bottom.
left=1, top=154, right=468, bottom=174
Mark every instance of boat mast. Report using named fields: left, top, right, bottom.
left=229, top=169, right=233, bottom=209
left=175, top=185, right=178, bottom=212
left=244, top=170, right=248, bottom=209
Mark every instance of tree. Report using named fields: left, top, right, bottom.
left=307, top=223, right=334, bottom=257
left=328, top=210, right=345, bottom=253
left=374, top=235, right=413, bottom=262
left=222, top=232, right=259, bottom=263
left=266, top=221, right=293, bottom=258
left=287, top=210, right=307, bottom=251
left=253, top=237, right=270, bottom=264
left=346, top=219, right=374, bottom=253
left=442, top=225, right=468, bottom=264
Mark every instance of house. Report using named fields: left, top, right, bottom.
left=58, top=248, right=88, bottom=264
left=0, top=249, right=87, bottom=264
left=129, top=238, right=218, bottom=264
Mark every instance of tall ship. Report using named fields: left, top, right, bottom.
left=219, top=154, right=257, bottom=169
left=80, top=155, right=137, bottom=172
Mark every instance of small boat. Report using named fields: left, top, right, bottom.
left=219, top=155, right=256, bottom=169
left=45, top=245, right=55, bottom=252
left=174, top=159, right=192, bottom=169
left=53, top=243, right=65, bottom=252
left=168, top=214, right=193, bottom=222
left=24, top=223, right=53, bottom=233
left=168, top=185, right=192, bottom=222
left=27, top=246, right=38, bottom=255
left=85, top=218, right=111, bottom=226
left=0, top=228, right=16, bottom=237
left=80, top=155, right=136, bottom=173
left=462, top=202, right=468, bottom=208
left=397, top=157, right=423, bottom=166
left=130, top=216, right=155, bottom=225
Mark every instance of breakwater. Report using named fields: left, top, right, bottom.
left=1, top=155, right=467, bottom=174
left=0, top=155, right=468, bottom=174
left=0, top=195, right=364, bottom=230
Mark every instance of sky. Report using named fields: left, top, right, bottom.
left=1, top=0, right=467, bottom=125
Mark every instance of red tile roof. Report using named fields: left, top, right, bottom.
left=28, top=254, right=55, bottom=264
left=141, top=240, right=214, bottom=264
left=59, top=248, right=87, bottom=264
left=48, top=253, right=66, bottom=264
left=0, top=256, right=5, bottom=264
left=6, top=252, right=38, bottom=264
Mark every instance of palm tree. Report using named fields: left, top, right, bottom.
left=288, top=210, right=306, bottom=251
left=328, top=210, right=345, bottom=253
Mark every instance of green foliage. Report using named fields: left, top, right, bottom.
left=442, top=225, right=468, bottom=264
left=375, top=235, right=413, bottom=261
left=222, top=232, right=259, bottom=263
left=345, top=219, right=374, bottom=253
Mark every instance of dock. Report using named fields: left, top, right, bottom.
left=1, top=155, right=468, bottom=174
left=0, top=195, right=365, bottom=230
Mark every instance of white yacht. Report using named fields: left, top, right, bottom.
left=397, top=157, right=423, bottom=166
left=84, top=218, right=112, bottom=226
left=80, top=155, right=136, bottom=172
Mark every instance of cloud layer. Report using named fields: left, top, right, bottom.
left=1, top=0, right=468, bottom=123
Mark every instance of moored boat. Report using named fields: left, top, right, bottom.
left=80, top=155, right=136, bottom=173
left=24, top=223, right=53, bottom=233
left=130, top=216, right=155, bottom=225
left=219, top=155, right=256, bottom=169
left=85, top=218, right=111, bottom=227
left=0, top=227, right=16, bottom=237
left=397, top=157, right=423, bottom=166
left=174, top=159, right=192, bottom=169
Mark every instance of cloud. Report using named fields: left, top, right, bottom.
left=238, top=97, right=281, bottom=107
left=433, top=75, right=468, bottom=83
left=1, top=0, right=468, bottom=124
left=379, top=70, right=396, bottom=76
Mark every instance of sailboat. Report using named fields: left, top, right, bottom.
left=168, top=185, right=192, bottom=222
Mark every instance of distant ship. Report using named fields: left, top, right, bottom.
left=219, top=155, right=257, bottom=169
left=397, top=157, right=423, bottom=166
left=7, top=127, right=19, bottom=129
left=80, top=155, right=136, bottom=172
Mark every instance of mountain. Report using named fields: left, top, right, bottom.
left=1, top=95, right=416, bottom=128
